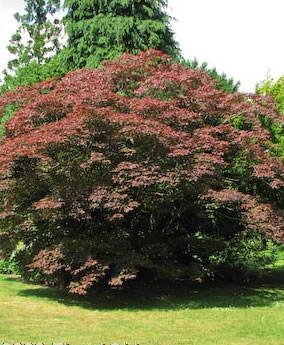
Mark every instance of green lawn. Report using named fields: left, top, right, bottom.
left=1, top=263, right=284, bottom=345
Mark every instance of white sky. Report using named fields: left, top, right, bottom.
left=0, top=0, right=284, bottom=92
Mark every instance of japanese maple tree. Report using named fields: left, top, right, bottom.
left=0, top=50, right=283, bottom=294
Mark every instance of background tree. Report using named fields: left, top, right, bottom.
left=0, top=50, right=283, bottom=294
left=1, top=0, right=240, bottom=96
left=5, top=0, right=62, bottom=73
left=62, top=0, right=180, bottom=69
left=62, top=0, right=240, bottom=93
left=256, top=77, right=284, bottom=162
left=0, top=0, right=66, bottom=95
left=257, top=76, right=284, bottom=115
left=182, top=58, right=240, bottom=93
left=0, top=55, right=68, bottom=96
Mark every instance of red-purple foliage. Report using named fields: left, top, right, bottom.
left=0, top=50, right=283, bottom=293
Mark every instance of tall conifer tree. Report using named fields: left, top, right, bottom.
left=63, top=0, right=180, bottom=69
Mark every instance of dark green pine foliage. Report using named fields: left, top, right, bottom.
left=63, top=0, right=180, bottom=69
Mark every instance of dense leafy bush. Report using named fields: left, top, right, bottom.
left=210, top=234, right=278, bottom=282
left=0, top=54, right=68, bottom=95
left=0, top=50, right=283, bottom=294
left=0, top=103, right=19, bottom=137
left=0, top=258, right=19, bottom=275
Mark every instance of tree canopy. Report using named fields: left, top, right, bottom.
left=5, top=0, right=62, bottom=73
left=257, top=76, right=284, bottom=115
left=62, top=0, right=180, bottom=69
left=182, top=58, right=240, bottom=94
left=1, top=0, right=240, bottom=97
left=0, top=50, right=283, bottom=294
left=256, top=77, right=284, bottom=161
left=0, top=0, right=65, bottom=96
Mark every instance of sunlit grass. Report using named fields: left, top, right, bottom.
left=1, top=263, right=284, bottom=345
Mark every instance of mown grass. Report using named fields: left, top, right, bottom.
left=1, top=262, right=284, bottom=345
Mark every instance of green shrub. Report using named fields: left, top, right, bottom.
left=0, top=53, right=68, bottom=95
left=0, top=103, right=19, bottom=137
left=0, top=258, right=19, bottom=275
left=210, top=233, right=278, bottom=283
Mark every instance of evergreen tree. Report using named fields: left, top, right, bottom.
left=6, top=0, right=62, bottom=73
left=63, top=0, right=180, bottom=69
left=182, top=58, right=240, bottom=93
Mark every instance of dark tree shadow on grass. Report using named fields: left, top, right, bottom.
left=4, top=265, right=284, bottom=312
